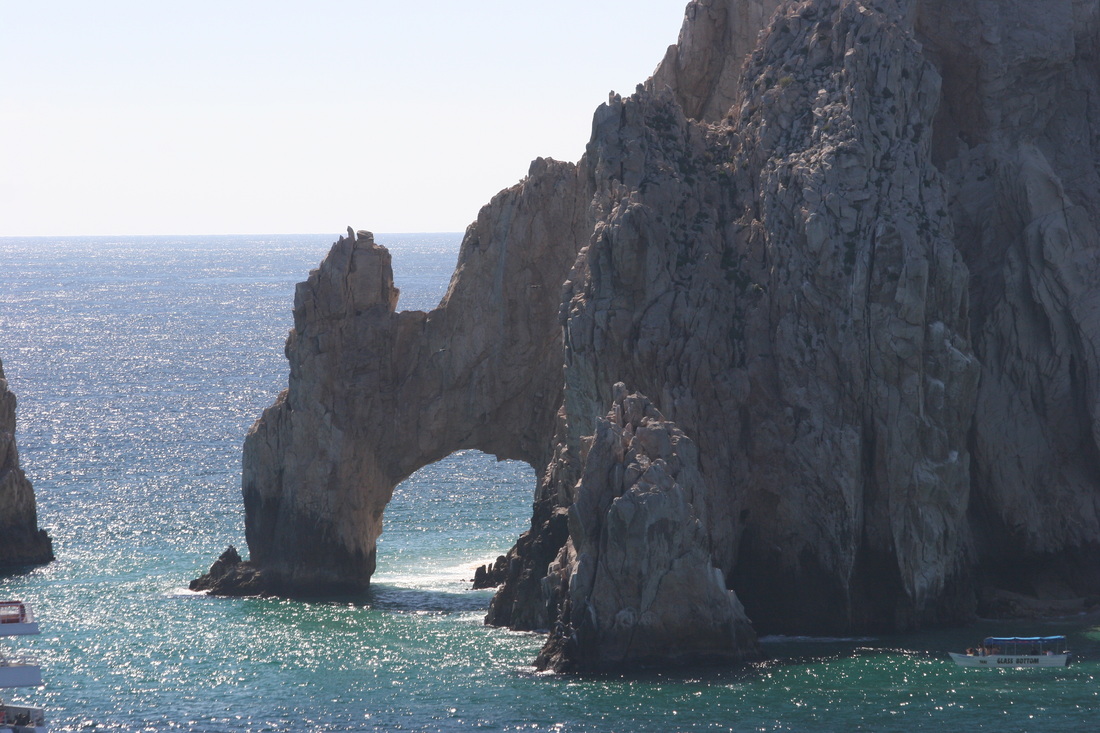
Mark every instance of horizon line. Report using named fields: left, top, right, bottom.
left=0, top=230, right=467, bottom=239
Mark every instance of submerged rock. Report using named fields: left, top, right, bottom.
left=0, top=357, right=53, bottom=567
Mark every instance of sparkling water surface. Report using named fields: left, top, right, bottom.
left=0, top=235, right=1098, bottom=732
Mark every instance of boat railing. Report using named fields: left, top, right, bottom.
left=0, top=703, right=46, bottom=728
left=0, top=656, right=39, bottom=669
left=0, top=604, right=32, bottom=626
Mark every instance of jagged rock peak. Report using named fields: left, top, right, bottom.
left=0, top=357, right=53, bottom=567
left=648, top=0, right=784, bottom=122
left=535, top=385, right=759, bottom=672
left=543, top=0, right=982, bottom=634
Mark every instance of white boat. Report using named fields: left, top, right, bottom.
left=0, top=601, right=46, bottom=732
left=950, top=635, right=1071, bottom=668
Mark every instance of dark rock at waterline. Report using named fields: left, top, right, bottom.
left=977, top=588, right=1095, bottom=620
left=484, top=501, right=570, bottom=630
left=190, top=546, right=269, bottom=596
left=0, top=357, right=53, bottom=567
left=0, top=529, right=53, bottom=569
left=472, top=555, right=508, bottom=589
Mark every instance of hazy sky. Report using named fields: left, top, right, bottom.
left=1, top=2, right=689, bottom=236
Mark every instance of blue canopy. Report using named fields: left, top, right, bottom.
left=983, top=636, right=1066, bottom=645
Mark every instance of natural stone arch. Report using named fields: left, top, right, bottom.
left=240, top=158, right=592, bottom=594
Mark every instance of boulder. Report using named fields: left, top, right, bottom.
left=189, top=546, right=269, bottom=596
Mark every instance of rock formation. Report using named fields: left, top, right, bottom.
left=190, top=546, right=267, bottom=596
left=494, top=0, right=979, bottom=634
left=0, top=358, right=53, bottom=567
left=238, top=166, right=589, bottom=593
left=213, top=0, right=1100, bottom=657
left=535, top=385, right=758, bottom=672
left=648, top=0, right=784, bottom=121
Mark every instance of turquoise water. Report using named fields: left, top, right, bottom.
left=0, top=235, right=1098, bottom=732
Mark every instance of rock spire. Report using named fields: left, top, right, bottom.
left=536, top=385, right=758, bottom=672
left=0, top=358, right=53, bottom=567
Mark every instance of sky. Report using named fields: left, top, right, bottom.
left=1, top=1, right=690, bottom=236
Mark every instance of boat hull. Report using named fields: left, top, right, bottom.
left=950, top=652, right=1070, bottom=668
left=0, top=664, right=42, bottom=688
left=0, top=624, right=38, bottom=638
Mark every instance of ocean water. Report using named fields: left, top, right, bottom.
left=0, top=234, right=1097, bottom=732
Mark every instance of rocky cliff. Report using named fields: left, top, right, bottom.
left=217, top=0, right=1100, bottom=652
left=512, top=0, right=978, bottom=635
left=917, top=0, right=1100, bottom=614
left=0, top=358, right=53, bottom=567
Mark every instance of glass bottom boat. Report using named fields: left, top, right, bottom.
left=950, top=636, right=1071, bottom=668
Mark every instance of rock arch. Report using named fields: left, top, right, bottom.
left=381, top=450, right=535, bottom=582
left=240, top=158, right=591, bottom=593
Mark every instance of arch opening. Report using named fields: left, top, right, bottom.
left=371, top=450, right=535, bottom=602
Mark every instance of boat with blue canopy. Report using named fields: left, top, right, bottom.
left=950, top=636, right=1071, bottom=667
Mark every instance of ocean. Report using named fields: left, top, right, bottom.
left=0, top=234, right=1097, bottom=732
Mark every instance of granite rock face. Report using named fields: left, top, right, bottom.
left=517, top=0, right=977, bottom=634
left=228, top=0, right=1100, bottom=646
left=535, top=385, right=758, bottom=672
left=916, top=0, right=1100, bottom=608
left=0, top=358, right=53, bottom=567
left=648, top=0, right=784, bottom=122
